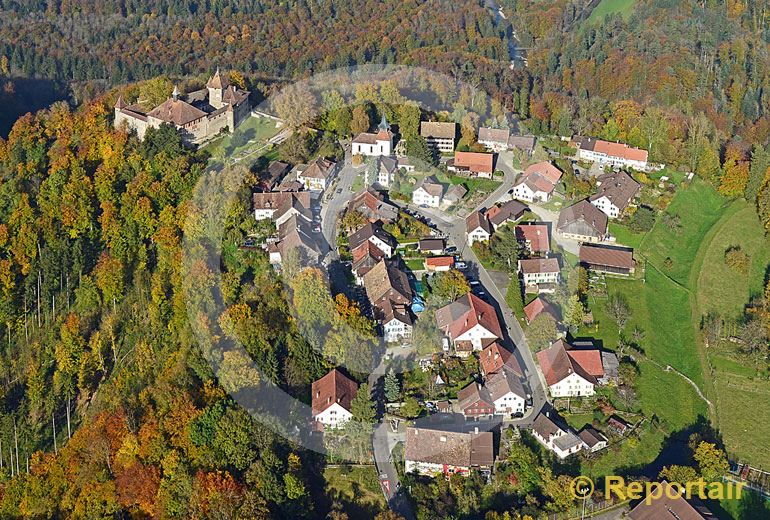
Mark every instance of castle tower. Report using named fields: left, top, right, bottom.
left=206, top=67, right=228, bottom=109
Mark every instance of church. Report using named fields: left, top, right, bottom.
left=114, top=69, right=251, bottom=145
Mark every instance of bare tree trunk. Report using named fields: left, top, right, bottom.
left=37, top=272, right=41, bottom=327
left=66, top=397, right=71, bottom=439
left=9, top=446, right=13, bottom=477
left=14, top=420, right=19, bottom=475
left=1, top=437, right=4, bottom=469
left=52, top=413, right=58, bottom=454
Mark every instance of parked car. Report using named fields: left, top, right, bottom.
left=455, top=261, right=467, bottom=269
left=446, top=246, right=457, bottom=253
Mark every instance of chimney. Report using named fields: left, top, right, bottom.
left=474, top=427, right=479, bottom=434
left=440, top=435, right=447, bottom=442
left=546, top=411, right=550, bottom=418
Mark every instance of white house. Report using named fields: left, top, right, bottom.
left=466, top=211, right=492, bottom=245
left=348, top=222, right=397, bottom=258
left=518, top=258, right=560, bottom=293
left=380, top=300, right=413, bottom=343
left=252, top=191, right=312, bottom=225
left=377, top=156, right=398, bottom=188
left=511, top=162, right=562, bottom=203
left=536, top=340, right=606, bottom=398
left=352, top=116, right=393, bottom=157
left=435, top=293, right=503, bottom=357
left=588, top=171, right=641, bottom=219
left=573, top=136, right=649, bottom=170
left=404, top=428, right=494, bottom=478
left=412, top=177, right=444, bottom=208
left=578, top=427, right=608, bottom=453
left=478, top=127, right=510, bottom=152
left=531, top=412, right=586, bottom=459
left=420, top=121, right=457, bottom=154
left=487, top=370, right=527, bottom=416
left=296, top=157, right=338, bottom=192
left=311, top=369, right=358, bottom=429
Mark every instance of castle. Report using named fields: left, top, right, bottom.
left=114, top=69, right=251, bottom=144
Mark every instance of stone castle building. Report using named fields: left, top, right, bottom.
left=114, top=69, right=251, bottom=144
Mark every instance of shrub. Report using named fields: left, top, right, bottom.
left=724, top=246, right=749, bottom=273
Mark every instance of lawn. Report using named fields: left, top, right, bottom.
left=688, top=198, right=770, bottom=466
left=203, top=115, right=282, bottom=159
left=323, top=465, right=387, bottom=515
left=446, top=174, right=501, bottom=194
left=608, top=221, right=646, bottom=249
left=587, top=0, right=637, bottom=22
left=638, top=178, right=728, bottom=286
left=694, top=200, right=770, bottom=321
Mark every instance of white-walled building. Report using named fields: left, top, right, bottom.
left=536, top=340, right=606, bottom=398
left=531, top=412, right=586, bottom=459
left=511, top=162, right=562, bottom=203
left=435, top=293, right=503, bottom=357
left=573, top=136, right=649, bottom=170
left=296, top=157, right=338, bottom=192
left=589, top=171, right=641, bottom=219
left=487, top=370, right=527, bottom=416
left=466, top=211, right=492, bottom=245
left=420, top=121, right=457, bottom=154
left=311, top=369, right=358, bottom=430
left=404, top=428, right=494, bottom=478
left=518, top=258, right=560, bottom=293
left=352, top=116, right=393, bottom=157
left=412, top=177, right=444, bottom=208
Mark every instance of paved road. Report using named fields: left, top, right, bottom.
left=316, top=151, right=548, bottom=519
left=320, top=159, right=361, bottom=258
left=394, top=154, right=549, bottom=421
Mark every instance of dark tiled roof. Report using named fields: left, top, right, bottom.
left=311, top=369, right=358, bottom=416
left=557, top=200, right=608, bottom=237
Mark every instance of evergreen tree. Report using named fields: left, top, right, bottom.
left=384, top=369, right=400, bottom=403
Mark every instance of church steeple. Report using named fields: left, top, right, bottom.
left=378, top=113, right=389, bottom=131
left=115, top=95, right=126, bottom=110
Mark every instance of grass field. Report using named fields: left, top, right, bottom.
left=323, top=466, right=386, bottom=516
left=688, top=198, right=770, bottom=466
left=203, top=115, right=281, bottom=158
left=608, top=221, right=645, bottom=249
left=639, top=179, right=728, bottom=286
left=694, top=201, right=770, bottom=320
left=587, top=0, right=637, bottom=22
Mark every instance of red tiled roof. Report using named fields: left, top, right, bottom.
left=519, top=258, right=559, bottom=275
left=515, top=224, right=550, bottom=253
left=147, top=97, right=207, bottom=126
left=435, top=293, right=503, bottom=342
left=523, top=162, right=562, bottom=184
left=479, top=342, right=521, bottom=376
left=592, top=140, right=648, bottom=163
left=536, top=340, right=604, bottom=387
left=523, top=296, right=558, bottom=324
left=311, top=369, right=358, bottom=416
left=425, top=256, right=455, bottom=268
left=454, top=152, right=494, bottom=174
